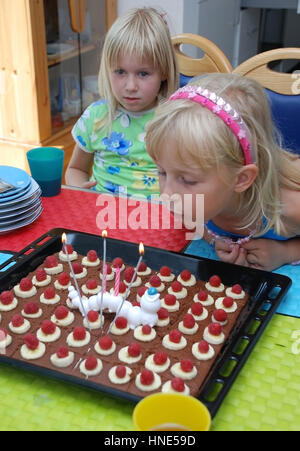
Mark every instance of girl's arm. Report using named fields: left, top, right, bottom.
left=65, top=144, right=97, bottom=189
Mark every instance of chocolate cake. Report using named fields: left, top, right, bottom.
left=0, top=246, right=249, bottom=399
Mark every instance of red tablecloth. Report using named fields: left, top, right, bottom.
left=0, top=188, right=189, bottom=253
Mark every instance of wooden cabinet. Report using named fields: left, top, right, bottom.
left=0, top=0, right=117, bottom=181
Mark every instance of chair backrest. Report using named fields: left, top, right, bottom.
left=233, top=48, right=300, bottom=154
left=172, top=33, right=233, bottom=87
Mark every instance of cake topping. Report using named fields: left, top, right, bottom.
left=118, top=282, right=127, bottom=294
left=140, top=369, right=154, bottom=386
left=171, top=280, right=182, bottom=292
left=180, top=359, right=193, bottom=372
left=87, top=310, right=99, bottom=322
left=45, top=256, right=58, bottom=268
left=213, top=309, right=227, bottom=323
left=158, top=307, right=169, bottom=320
left=209, top=275, right=222, bottom=287
left=41, top=320, right=56, bottom=335
left=19, top=278, right=33, bottom=291
left=153, top=351, right=168, bottom=365
left=112, top=257, right=123, bottom=268
left=58, top=272, right=70, bottom=286
left=138, top=262, right=147, bottom=272
left=63, top=244, right=74, bottom=254
left=223, top=296, right=234, bottom=308
left=124, top=267, right=136, bottom=283
left=56, top=346, right=69, bottom=358
left=44, top=287, right=56, bottom=299
left=24, top=302, right=39, bottom=314
left=197, top=291, right=208, bottom=301
left=0, top=291, right=14, bottom=305
left=54, top=306, right=69, bottom=320
left=171, top=377, right=185, bottom=392
left=86, top=279, right=98, bottom=290
left=198, top=340, right=209, bottom=353
left=160, top=266, right=171, bottom=276
left=148, top=275, right=161, bottom=287
left=137, top=286, right=147, bottom=298
left=169, top=329, right=182, bottom=343
left=72, top=262, right=84, bottom=274
left=191, top=302, right=204, bottom=316
left=98, top=336, right=113, bottom=350
left=164, top=294, right=176, bottom=306
left=183, top=314, right=196, bottom=329
left=115, top=316, right=128, bottom=329
left=141, top=325, right=152, bottom=335
left=11, top=314, right=24, bottom=327
left=115, top=365, right=126, bottom=378
left=73, top=326, right=86, bottom=341
left=85, top=356, right=98, bottom=371
left=232, top=284, right=242, bottom=294
left=180, top=270, right=191, bottom=281
left=128, top=342, right=141, bottom=357
left=208, top=322, right=222, bottom=336
left=36, top=268, right=47, bottom=282
left=87, top=250, right=98, bottom=262
left=24, top=333, right=39, bottom=350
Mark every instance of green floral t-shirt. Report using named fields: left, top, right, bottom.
left=71, top=100, right=159, bottom=197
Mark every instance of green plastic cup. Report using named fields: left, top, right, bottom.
left=27, top=147, right=64, bottom=197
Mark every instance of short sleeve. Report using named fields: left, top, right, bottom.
left=71, top=100, right=107, bottom=153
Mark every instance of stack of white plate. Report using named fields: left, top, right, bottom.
left=0, top=166, right=43, bottom=234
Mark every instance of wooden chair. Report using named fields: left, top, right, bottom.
left=233, top=48, right=300, bottom=154
left=172, top=33, right=233, bottom=87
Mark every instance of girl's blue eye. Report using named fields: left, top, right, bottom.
left=140, top=71, right=149, bottom=77
left=115, top=69, right=125, bottom=75
left=182, top=177, right=197, bottom=186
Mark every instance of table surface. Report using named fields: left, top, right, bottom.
left=0, top=186, right=299, bottom=431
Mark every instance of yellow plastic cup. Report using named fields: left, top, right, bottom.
left=133, top=393, right=211, bottom=431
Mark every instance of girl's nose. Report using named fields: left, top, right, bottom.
left=125, top=74, right=138, bottom=91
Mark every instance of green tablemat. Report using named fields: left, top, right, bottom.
left=0, top=314, right=299, bottom=431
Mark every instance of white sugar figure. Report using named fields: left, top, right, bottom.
left=140, top=287, right=161, bottom=327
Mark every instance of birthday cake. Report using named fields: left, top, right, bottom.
left=0, top=244, right=249, bottom=399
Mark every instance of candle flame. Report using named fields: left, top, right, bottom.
left=102, top=230, right=108, bottom=238
left=62, top=233, right=67, bottom=244
left=139, top=242, right=144, bottom=255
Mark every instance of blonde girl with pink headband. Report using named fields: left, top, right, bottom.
left=146, top=73, right=300, bottom=271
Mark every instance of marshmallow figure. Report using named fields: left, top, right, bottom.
left=68, top=286, right=161, bottom=329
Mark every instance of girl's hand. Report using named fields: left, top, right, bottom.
left=81, top=180, right=97, bottom=190
left=214, top=239, right=248, bottom=266
left=241, top=239, right=288, bottom=271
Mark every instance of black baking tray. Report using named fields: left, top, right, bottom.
left=0, top=228, right=292, bottom=417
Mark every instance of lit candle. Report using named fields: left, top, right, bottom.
left=108, top=242, right=144, bottom=334
left=61, top=233, right=91, bottom=331
left=99, top=230, right=107, bottom=333
left=114, top=266, right=121, bottom=296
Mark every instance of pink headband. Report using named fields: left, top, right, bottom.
left=169, top=85, right=255, bottom=165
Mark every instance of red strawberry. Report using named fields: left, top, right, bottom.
left=24, top=333, right=39, bottom=350
left=169, top=329, right=181, bottom=343
left=58, top=272, right=70, bottom=286
left=118, top=281, right=126, bottom=294
left=213, top=309, right=227, bottom=323
left=73, top=326, right=86, bottom=341
left=72, top=262, right=83, bottom=274
left=87, top=310, right=99, bottom=322
left=87, top=250, right=98, bottom=262
left=209, top=275, right=221, bottom=287
left=112, top=257, right=123, bottom=268
left=124, top=267, right=135, bottom=283
left=191, top=302, right=203, bottom=316
left=138, top=262, right=147, bottom=272
left=45, top=256, right=58, bottom=268
left=149, top=275, right=161, bottom=287
left=140, top=369, right=154, bottom=386
left=142, top=325, right=151, bottom=335
left=44, top=287, right=55, bottom=299
left=171, top=281, right=182, bottom=292
left=19, top=278, right=33, bottom=291
left=180, top=269, right=191, bottom=281
left=86, top=279, right=98, bottom=290
left=98, top=336, right=112, bottom=350
left=171, top=377, right=185, bottom=392
left=137, top=286, right=147, bottom=297
left=23, top=302, right=39, bottom=314
left=128, top=342, right=141, bottom=357
left=198, top=341, right=209, bottom=353
left=164, top=294, right=176, bottom=306
left=0, top=291, right=14, bottom=305
left=232, top=284, right=242, bottom=294
left=56, top=346, right=69, bottom=358
left=85, top=356, right=98, bottom=371
left=223, top=296, right=234, bottom=308
left=157, top=307, right=169, bottom=320
left=63, top=244, right=74, bottom=254
left=36, top=268, right=47, bottom=282
left=197, top=291, right=208, bottom=301
left=160, top=266, right=171, bottom=276
left=208, top=322, right=222, bottom=336
left=54, top=306, right=69, bottom=320
left=183, top=313, right=195, bottom=329
left=41, top=320, right=56, bottom=335
left=115, top=316, right=127, bottom=329
left=12, top=314, right=24, bottom=328
left=116, top=365, right=126, bottom=378
left=153, top=351, right=167, bottom=365
left=180, top=359, right=193, bottom=372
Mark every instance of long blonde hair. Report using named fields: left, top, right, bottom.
left=96, top=7, right=178, bottom=132
left=146, top=73, right=300, bottom=236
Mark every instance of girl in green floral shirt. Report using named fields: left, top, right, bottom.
left=66, top=7, right=178, bottom=198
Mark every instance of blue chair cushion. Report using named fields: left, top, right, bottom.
left=179, top=73, right=193, bottom=87
left=266, top=88, right=300, bottom=155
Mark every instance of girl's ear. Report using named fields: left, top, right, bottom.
left=234, top=164, right=258, bottom=193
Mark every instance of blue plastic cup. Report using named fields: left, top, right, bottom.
left=26, top=147, right=64, bottom=197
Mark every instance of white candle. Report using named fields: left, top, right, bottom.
left=61, top=233, right=91, bottom=331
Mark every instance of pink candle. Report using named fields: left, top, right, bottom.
left=114, top=266, right=121, bottom=296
